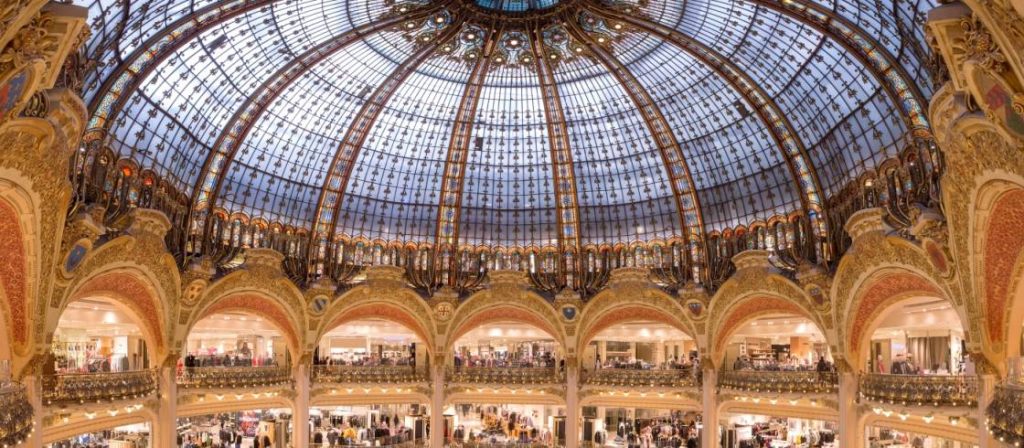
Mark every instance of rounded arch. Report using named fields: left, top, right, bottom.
left=0, top=169, right=43, bottom=354
left=717, top=400, right=838, bottom=424
left=42, top=412, right=155, bottom=445
left=316, top=286, right=436, bottom=354
left=318, top=304, right=434, bottom=356
left=844, top=267, right=961, bottom=368
left=445, top=290, right=565, bottom=354
left=709, top=293, right=826, bottom=366
left=57, top=267, right=169, bottom=356
left=859, top=414, right=976, bottom=445
left=576, top=288, right=696, bottom=356
left=972, top=177, right=1024, bottom=354
left=188, top=291, right=303, bottom=359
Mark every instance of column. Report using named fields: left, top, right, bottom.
left=700, top=366, right=718, bottom=448
left=154, top=364, right=178, bottom=448
left=23, top=374, right=43, bottom=448
left=654, top=341, right=665, bottom=366
left=836, top=371, right=859, bottom=448
left=293, top=362, right=310, bottom=448
left=566, top=361, right=580, bottom=448
left=430, top=361, right=445, bottom=448
left=977, top=373, right=997, bottom=448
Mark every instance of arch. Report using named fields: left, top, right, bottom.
left=0, top=183, right=35, bottom=352
left=176, top=397, right=296, bottom=419
left=311, top=391, right=431, bottom=408
left=42, top=412, right=155, bottom=444
left=318, top=303, right=434, bottom=356
left=188, top=292, right=303, bottom=359
left=710, top=294, right=825, bottom=366
left=579, top=395, right=700, bottom=412
left=859, top=414, right=977, bottom=445
left=59, top=268, right=169, bottom=355
left=576, top=288, right=695, bottom=356
left=844, top=267, right=959, bottom=367
left=316, top=285, right=436, bottom=353
left=445, top=290, right=565, bottom=354
left=973, top=179, right=1024, bottom=350
left=717, top=400, right=838, bottom=424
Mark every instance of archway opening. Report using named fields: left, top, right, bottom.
left=44, top=422, right=151, bottom=448
left=584, top=407, right=701, bottom=447
left=317, top=318, right=423, bottom=367
left=185, top=312, right=290, bottom=368
left=447, top=402, right=565, bottom=447
left=723, top=314, right=831, bottom=372
left=585, top=321, right=696, bottom=371
left=452, top=321, right=561, bottom=370
left=863, top=297, right=966, bottom=375
left=53, top=297, right=153, bottom=373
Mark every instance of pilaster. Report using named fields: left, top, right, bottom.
left=837, top=371, right=861, bottom=448
left=154, top=364, right=178, bottom=448
left=565, top=362, right=579, bottom=448
left=701, top=366, right=719, bottom=448
left=292, top=362, right=310, bottom=448
left=23, top=374, right=43, bottom=448
left=430, top=361, right=445, bottom=448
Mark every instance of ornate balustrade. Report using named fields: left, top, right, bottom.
left=859, top=374, right=977, bottom=407
left=312, top=366, right=426, bottom=385
left=583, top=368, right=697, bottom=388
left=0, top=382, right=34, bottom=446
left=447, top=367, right=563, bottom=385
left=42, top=370, right=158, bottom=407
left=178, top=366, right=292, bottom=389
left=987, top=383, right=1024, bottom=446
left=718, top=370, right=837, bottom=394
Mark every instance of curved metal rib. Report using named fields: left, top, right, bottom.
left=562, top=18, right=708, bottom=283
left=528, top=25, right=583, bottom=285
left=587, top=4, right=830, bottom=263
left=86, top=0, right=278, bottom=132
left=309, top=17, right=465, bottom=274
left=189, top=3, right=452, bottom=248
left=745, top=0, right=932, bottom=137
left=434, top=23, right=502, bottom=284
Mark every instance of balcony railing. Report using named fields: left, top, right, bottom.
left=42, top=370, right=157, bottom=406
left=718, top=370, right=837, bottom=394
left=447, top=367, right=563, bottom=385
left=178, top=366, right=292, bottom=389
left=859, top=374, right=977, bottom=407
left=312, top=365, right=426, bottom=384
left=0, top=382, right=33, bottom=446
left=987, top=384, right=1024, bottom=446
left=583, top=368, right=698, bottom=388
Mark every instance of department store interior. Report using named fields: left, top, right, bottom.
left=2, top=0, right=1024, bottom=448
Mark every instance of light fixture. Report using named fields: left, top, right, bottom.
left=922, top=414, right=934, bottom=424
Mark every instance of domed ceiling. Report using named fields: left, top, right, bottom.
left=74, top=0, right=938, bottom=270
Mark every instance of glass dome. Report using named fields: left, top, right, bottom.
left=475, top=0, right=561, bottom=12
left=73, top=0, right=938, bottom=256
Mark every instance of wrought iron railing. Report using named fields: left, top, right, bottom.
left=0, top=382, right=34, bottom=446
left=859, top=373, right=977, bottom=407
left=583, top=368, right=697, bottom=388
left=718, top=370, right=837, bottom=394
left=42, top=370, right=157, bottom=406
left=987, top=383, right=1024, bottom=446
left=311, top=365, right=426, bottom=384
left=446, top=367, right=563, bottom=385
left=178, top=366, right=292, bottom=389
